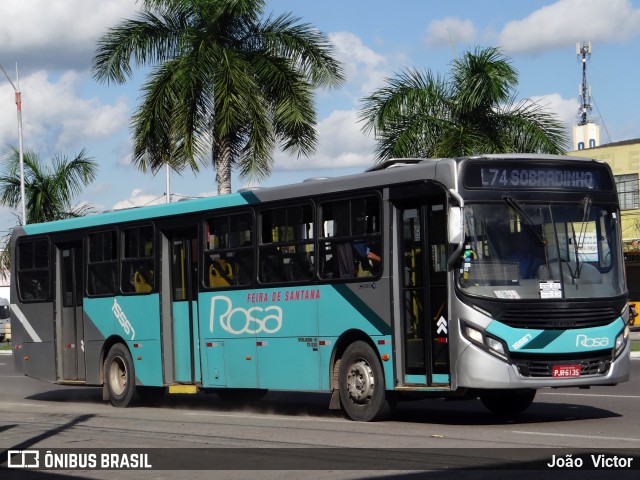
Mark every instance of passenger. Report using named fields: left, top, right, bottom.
left=353, top=241, right=381, bottom=263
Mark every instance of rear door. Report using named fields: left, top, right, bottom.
left=168, top=228, right=201, bottom=384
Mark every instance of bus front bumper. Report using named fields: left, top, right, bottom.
left=455, top=341, right=631, bottom=389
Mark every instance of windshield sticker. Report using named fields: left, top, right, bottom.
left=539, top=281, right=562, bottom=298
left=494, top=290, right=520, bottom=299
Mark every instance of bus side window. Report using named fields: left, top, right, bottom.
left=319, top=196, right=381, bottom=280
left=259, top=205, right=314, bottom=284
left=16, top=238, right=51, bottom=302
left=120, top=225, right=154, bottom=294
left=204, top=213, right=254, bottom=289
left=88, top=230, right=118, bottom=296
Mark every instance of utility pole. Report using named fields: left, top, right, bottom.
left=0, top=63, right=27, bottom=225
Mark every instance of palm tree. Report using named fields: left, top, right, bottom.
left=92, top=0, right=344, bottom=194
left=0, top=146, right=98, bottom=224
left=359, top=46, right=568, bottom=162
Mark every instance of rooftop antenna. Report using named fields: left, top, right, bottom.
left=576, top=41, right=592, bottom=126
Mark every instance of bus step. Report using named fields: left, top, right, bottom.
left=168, top=384, right=198, bottom=394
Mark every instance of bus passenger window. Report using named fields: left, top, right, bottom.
left=204, top=213, right=254, bottom=289
left=259, top=204, right=314, bottom=284
left=319, top=196, right=381, bottom=280
left=16, top=238, right=51, bottom=302
left=88, top=230, right=117, bottom=296
left=120, top=225, right=154, bottom=294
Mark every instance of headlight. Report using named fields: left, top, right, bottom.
left=462, top=321, right=508, bottom=360
left=486, top=336, right=507, bottom=358
left=615, top=325, right=630, bottom=358
left=464, top=324, right=484, bottom=344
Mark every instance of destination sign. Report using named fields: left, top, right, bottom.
left=481, top=167, right=596, bottom=189
left=463, top=163, right=612, bottom=191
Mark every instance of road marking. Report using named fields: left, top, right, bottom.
left=0, top=402, right=45, bottom=407
left=539, top=392, right=640, bottom=399
left=512, top=431, right=640, bottom=443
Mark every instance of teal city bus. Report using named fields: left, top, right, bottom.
left=10, top=154, right=631, bottom=421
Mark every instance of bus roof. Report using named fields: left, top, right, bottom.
left=19, top=154, right=604, bottom=236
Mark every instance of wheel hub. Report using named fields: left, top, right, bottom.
left=109, top=356, right=127, bottom=396
left=346, top=359, right=375, bottom=403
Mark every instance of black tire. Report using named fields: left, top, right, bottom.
left=338, top=340, right=389, bottom=421
left=104, top=343, right=137, bottom=407
left=480, top=389, right=536, bottom=415
left=216, top=388, right=268, bottom=404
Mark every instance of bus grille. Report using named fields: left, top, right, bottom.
left=512, top=353, right=612, bottom=377
left=498, top=307, right=619, bottom=330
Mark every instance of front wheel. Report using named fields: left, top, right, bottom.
left=338, top=341, right=389, bottom=421
left=479, top=389, right=536, bottom=415
left=104, top=343, right=137, bottom=407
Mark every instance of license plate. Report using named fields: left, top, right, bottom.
left=552, top=364, right=581, bottom=378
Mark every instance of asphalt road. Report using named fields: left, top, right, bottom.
left=0, top=350, right=639, bottom=480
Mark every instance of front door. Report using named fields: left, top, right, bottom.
left=399, top=201, right=450, bottom=385
left=58, top=242, right=85, bottom=381
left=170, top=228, right=201, bottom=383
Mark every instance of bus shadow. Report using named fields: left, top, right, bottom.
left=390, top=398, right=621, bottom=426
left=26, top=388, right=105, bottom=405
left=25, top=388, right=621, bottom=426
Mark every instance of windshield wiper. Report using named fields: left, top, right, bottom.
left=502, top=195, right=547, bottom=246
left=571, top=195, right=592, bottom=280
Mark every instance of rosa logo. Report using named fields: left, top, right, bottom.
left=209, top=295, right=282, bottom=335
left=576, top=334, right=609, bottom=348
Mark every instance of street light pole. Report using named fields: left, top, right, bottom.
left=0, top=63, right=26, bottom=225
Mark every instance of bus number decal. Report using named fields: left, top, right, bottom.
left=210, top=295, right=283, bottom=335
left=112, top=299, right=136, bottom=340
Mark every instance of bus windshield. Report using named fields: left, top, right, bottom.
left=458, top=200, right=624, bottom=300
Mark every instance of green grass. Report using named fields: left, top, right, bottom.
left=0, top=344, right=11, bottom=351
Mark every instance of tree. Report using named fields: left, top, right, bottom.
left=0, top=146, right=97, bottom=224
left=359, top=46, right=568, bottom=162
left=92, top=0, right=344, bottom=194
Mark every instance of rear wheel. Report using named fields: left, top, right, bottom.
left=105, top=343, right=137, bottom=407
left=338, top=341, right=389, bottom=421
left=480, top=389, right=536, bottom=415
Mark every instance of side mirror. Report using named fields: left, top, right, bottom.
left=448, top=206, right=462, bottom=245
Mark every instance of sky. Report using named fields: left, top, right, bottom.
left=1, top=0, right=640, bottom=234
